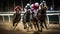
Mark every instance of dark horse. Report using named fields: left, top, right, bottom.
left=13, top=11, right=21, bottom=30
left=23, top=10, right=32, bottom=31
left=37, top=6, right=48, bottom=32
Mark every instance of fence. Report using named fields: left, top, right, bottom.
left=0, top=11, right=60, bottom=25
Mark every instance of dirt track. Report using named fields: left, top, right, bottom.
left=0, top=21, right=60, bottom=34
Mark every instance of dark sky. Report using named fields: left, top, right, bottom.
left=0, top=0, right=60, bottom=7
left=0, top=0, right=60, bottom=11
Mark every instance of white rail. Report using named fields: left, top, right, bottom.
left=0, top=11, right=60, bottom=25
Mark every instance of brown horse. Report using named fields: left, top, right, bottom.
left=13, top=11, right=21, bottom=30
left=22, top=10, right=33, bottom=31
left=30, top=10, right=41, bottom=31
left=37, top=5, right=48, bottom=32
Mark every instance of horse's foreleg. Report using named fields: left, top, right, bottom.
left=13, top=23, right=15, bottom=26
left=44, top=20, right=48, bottom=30
left=24, top=22, right=27, bottom=29
left=30, top=22, right=33, bottom=29
left=36, top=22, right=40, bottom=31
left=33, top=22, right=37, bottom=31
left=26, top=22, right=30, bottom=31
left=40, top=22, right=43, bottom=32
left=13, top=23, right=18, bottom=30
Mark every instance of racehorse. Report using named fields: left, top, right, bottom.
left=30, top=9, right=41, bottom=31
left=37, top=4, right=48, bottom=32
left=23, top=10, right=40, bottom=31
left=13, top=11, right=21, bottom=30
left=22, top=10, right=32, bottom=31
left=31, top=9, right=47, bottom=32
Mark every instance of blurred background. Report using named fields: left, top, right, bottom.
left=0, top=0, right=60, bottom=24
left=0, top=0, right=60, bottom=34
left=0, top=0, right=60, bottom=11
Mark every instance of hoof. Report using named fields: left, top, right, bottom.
left=24, top=26, right=27, bottom=29
left=38, top=30, right=42, bottom=32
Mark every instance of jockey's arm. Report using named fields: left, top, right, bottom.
left=14, top=7, right=17, bottom=12
left=19, top=7, right=23, bottom=11
left=38, top=5, right=41, bottom=10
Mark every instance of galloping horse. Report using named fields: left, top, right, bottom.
left=37, top=2, right=48, bottom=32
left=30, top=9, right=41, bottom=31
left=23, top=10, right=32, bottom=31
left=13, top=6, right=21, bottom=30
left=23, top=10, right=40, bottom=31
left=13, top=11, right=21, bottom=30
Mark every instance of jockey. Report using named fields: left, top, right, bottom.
left=40, top=1, right=47, bottom=15
left=14, top=5, right=23, bottom=12
left=31, top=2, right=41, bottom=17
left=30, top=4, right=35, bottom=19
left=25, top=3, right=31, bottom=12
left=34, top=2, right=41, bottom=10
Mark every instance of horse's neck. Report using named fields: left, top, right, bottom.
left=42, top=5, right=46, bottom=8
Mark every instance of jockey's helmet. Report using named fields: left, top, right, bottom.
left=35, top=2, right=39, bottom=6
left=27, top=3, right=30, bottom=6
left=42, top=1, right=46, bottom=3
left=31, top=4, right=34, bottom=8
